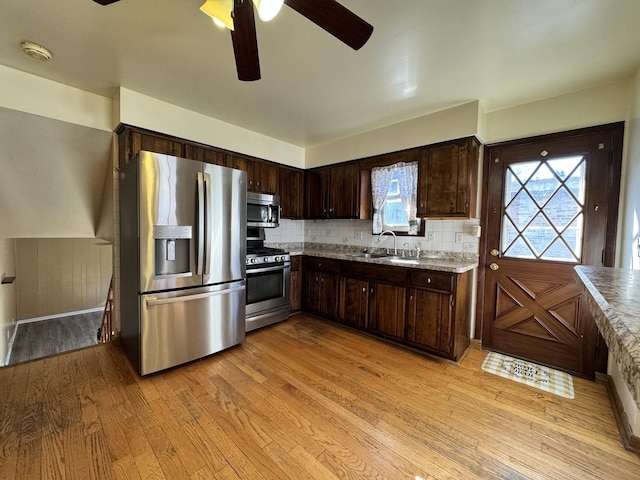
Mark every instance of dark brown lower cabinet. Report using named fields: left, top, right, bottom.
left=302, top=255, right=473, bottom=361
left=339, top=277, right=368, bottom=329
left=406, top=270, right=471, bottom=361
left=302, top=257, right=339, bottom=319
left=406, top=288, right=452, bottom=354
left=289, top=256, right=302, bottom=313
left=368, top=282, right=406, bottom=340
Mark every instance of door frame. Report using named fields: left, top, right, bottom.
left=475, top=123, right=624, bottom=358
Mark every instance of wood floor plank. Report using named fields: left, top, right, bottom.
left=1, top=314, right=639, bottom=479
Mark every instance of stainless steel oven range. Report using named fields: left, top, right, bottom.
left=245, top=228, right=290, bottom=332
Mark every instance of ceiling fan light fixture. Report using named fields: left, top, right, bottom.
left=252, top=0, right=284, bottom=22
left=200, top=0, right=234, bottom=30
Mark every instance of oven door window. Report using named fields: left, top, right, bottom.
left=247, top=269, right=284, bottom=305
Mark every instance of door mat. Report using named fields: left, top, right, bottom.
left=481, top=352, right=574, bottom=399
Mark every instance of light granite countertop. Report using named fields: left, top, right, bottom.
left=269, top=242, right=478, bottom=273
left=575, top=266, right=640, bottom=410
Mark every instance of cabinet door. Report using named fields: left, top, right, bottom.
left=406, top=288, right=453, bottom=353
left=226, top=154, right=255, bottom=190
left=184, top=144, right=225, bottom=165
left=304, top=169, right=329, bottom=218
left=278, top=166, right=304, bottom=219
left=302, top=269, right=318, bottom=313
left=418, top=138, right=478, bottom=217
left=339, top=277, right=368, bottom=328
left=124, top=130, right=183, bottom=165
left=419, top=143, right=460, bottom=216
left=253, top=160, right=278, bottom=193
left=369, top=282, right=406, bottom=339
left=318, top=273, right=339, bottom=319
left=329, top=163, right=360, bottom=218
left=290, top=269, right=302, bottom=312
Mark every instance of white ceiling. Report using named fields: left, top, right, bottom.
left=1, top=0, right=640, bottom=148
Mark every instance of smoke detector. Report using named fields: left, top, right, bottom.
left=20, top=41, right=52, bottom=61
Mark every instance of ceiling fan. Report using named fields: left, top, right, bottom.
left=92, top=0, right=374, bottom=81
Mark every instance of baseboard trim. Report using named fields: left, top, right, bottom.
left=605, top=374, right=640, bottom=454
left=17, top=307, right=103, bottom=325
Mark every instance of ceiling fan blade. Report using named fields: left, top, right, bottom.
left=92, top=0, right=121, bottom=5
left=284, top=0, right=373, bottom=50
left=230, top=0, right=261, bottom=81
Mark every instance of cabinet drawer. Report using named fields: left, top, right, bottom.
left=302, top=256, right=340, bottom=274
left=343, top=261, right=406, bottom=285
left=408, top=271, right=454, bottom=292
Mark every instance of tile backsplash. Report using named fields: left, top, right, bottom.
left=265, top=218, right=481, bottom=254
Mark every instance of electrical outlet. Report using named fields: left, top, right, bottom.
left=427, top=232, right=435, bottom=241
left=455, top=232, right=464, bottom=243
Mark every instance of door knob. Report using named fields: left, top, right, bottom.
left=490, top=249, right=499, bottom=257
left=489, top=263, right=499, bottom=271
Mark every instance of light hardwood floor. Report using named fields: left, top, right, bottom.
left=1, top=314, right=638, bottom=479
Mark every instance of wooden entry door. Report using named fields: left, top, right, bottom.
left=480, top=124, right=623, bottom=378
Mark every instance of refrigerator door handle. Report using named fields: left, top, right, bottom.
left=145, top=285, right=246, bottom=307
left=196, top=172, right=205, bottom=275
left=203, top=172, right=212, bottom=276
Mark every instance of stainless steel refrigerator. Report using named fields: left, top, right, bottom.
left=119, top=151, right=246, bottom=375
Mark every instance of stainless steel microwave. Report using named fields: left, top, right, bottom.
left=247, top=191, right=280, bottom=228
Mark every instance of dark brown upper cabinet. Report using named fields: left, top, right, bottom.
left=225, top=154, right=278, bottom=193
left=417, top=137, right=479, bottom=218
left=183, top=144, right=225, bottom=165
left=252, top=160, right=278, bottom=194
left=118, top=126, right=184, bottom=165
left=278, top=165, right=304, bottom=219
left=304, top=162, right=360, bottom=219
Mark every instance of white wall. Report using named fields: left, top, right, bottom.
left=0, top=239, right=17, bottom=366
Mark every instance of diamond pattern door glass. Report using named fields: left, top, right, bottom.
left=502, top=156, right=585, bottom=262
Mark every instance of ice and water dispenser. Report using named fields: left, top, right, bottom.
left=153, top=225, right=193, bottom=277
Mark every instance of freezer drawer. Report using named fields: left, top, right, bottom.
left=139, top=281, right=245, bottom=375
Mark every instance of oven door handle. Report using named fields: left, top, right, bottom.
left=247, top=264, right=290, bottom=275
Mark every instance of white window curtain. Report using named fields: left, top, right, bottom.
left=370, top=165, right=394, bottom=234
left=397, top=161, right=420, bottom=235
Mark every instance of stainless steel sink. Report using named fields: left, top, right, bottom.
left=350, top=252, right=388, bottom=259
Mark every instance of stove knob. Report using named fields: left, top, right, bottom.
left=250, top=258, right=256, bottom=264
left=274, top=256, right=280, bottom=262
left=263, top=257, right=269, bottom=263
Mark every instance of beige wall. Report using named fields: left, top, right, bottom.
left=0, top=65, right=112, bottom=131
left=484, top=79, right=631, bottom=144
left=305, top=101, right=482, bottom=168
left=15, top=238, right=112, bottom=320
left=0, top=239, right=17, bottom=366
left=619, top=68, right=640, bottom=270
left=117, top=88, right=306, bottom=169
